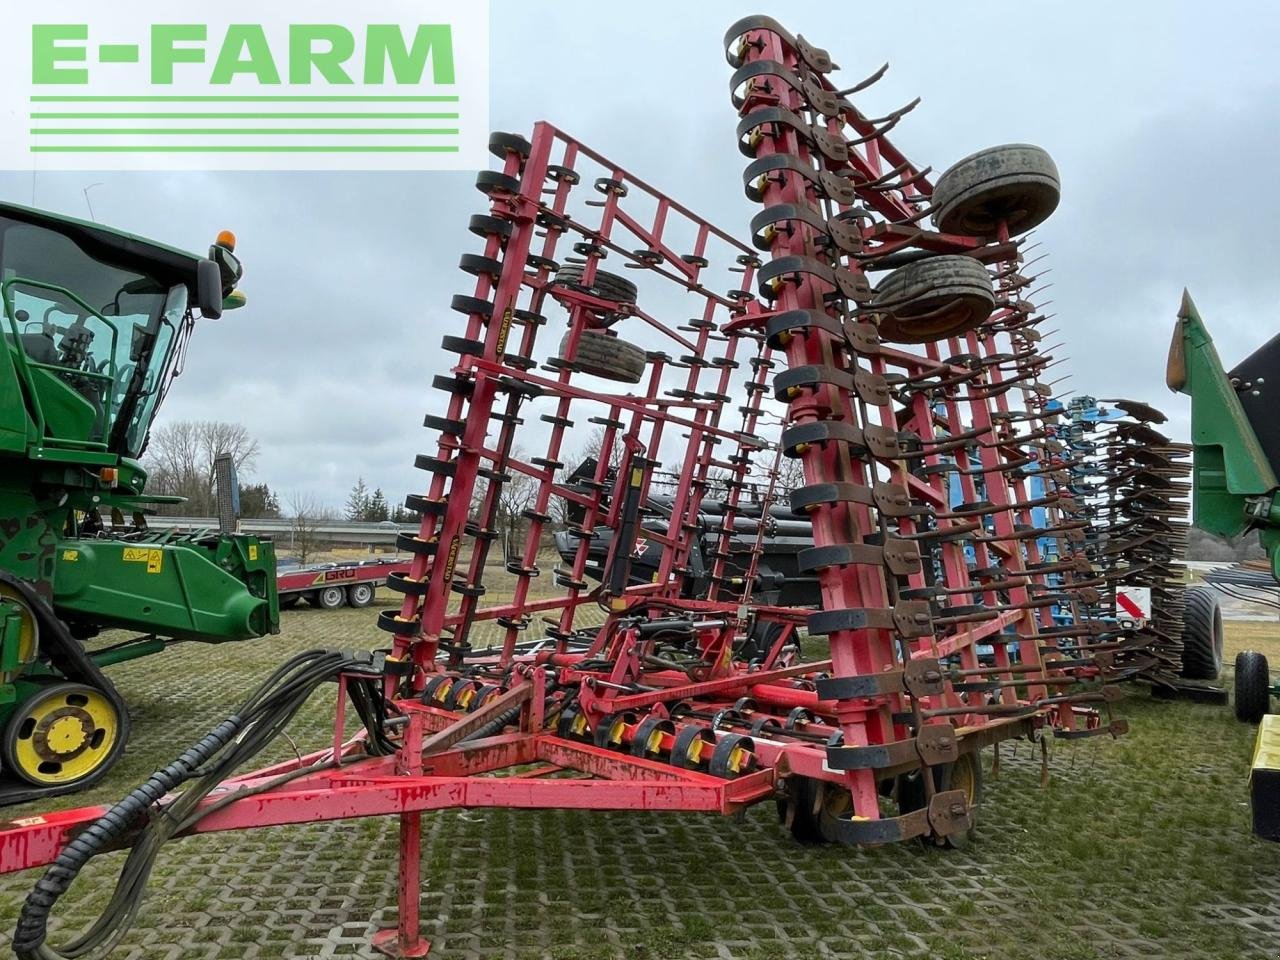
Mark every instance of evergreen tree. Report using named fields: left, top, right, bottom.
left=345, top=478, right=370, bottom=521
left=367, top=488, right=390, bottom=522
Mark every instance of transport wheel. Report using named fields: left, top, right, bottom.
left=549, top=263, right=638, bottom=308
left=316, top=586, right=347, bottom=610
left=2, top=682, right=126, bottom=787
left=0, top=584, right=39, bottom=674
left=872, top=255, right=996, bottom=343
left=779, top=776, right=853, bottom=844
left=347, top=583, right=376, bottom=608
left=931, top=143, right=1061, bottom=237
left=897, top=749, right=984, bottom=849
left=1180, top=586, right=1224, bottom=680
left=1235, top=651, right=1271, bottom=723
left=279, top=594, right=301, bottom=610
left=558, top=329, right=647, bottom=384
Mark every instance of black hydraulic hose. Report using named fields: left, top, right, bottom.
left=14, top=649, right=394, bottom=960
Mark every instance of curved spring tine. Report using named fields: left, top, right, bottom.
left=888, top=206, right=932, bottom=227
left=835, top=61, right=889, bottom=97
left=847, top=110, right=909, bottom=146
left=860, top=97, right=922, bottom=127
left=856, top=159, right=912, bottom=187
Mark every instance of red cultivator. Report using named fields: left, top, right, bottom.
left=5, top=17, right=1129, bottom=960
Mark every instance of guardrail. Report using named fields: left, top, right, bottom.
left=145, top=516, right=416, bottom=545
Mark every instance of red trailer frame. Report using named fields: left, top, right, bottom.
left=4, top=19, right=1126, bottom=960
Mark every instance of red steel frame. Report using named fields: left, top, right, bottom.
left=1, top=19, right=1127, bottom=958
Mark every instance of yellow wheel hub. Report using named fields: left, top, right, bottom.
left=4, top=683, right=121, bottom=786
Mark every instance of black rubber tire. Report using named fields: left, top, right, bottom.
left=872, top=255, right=995, bottom=343
left=558, top=329, right=647, bottom=384
left=279, top=594, right=301, bottom=609
left=1180, top=585, right=1224, bottom=680
left=931, top=143, right=1061, bottom=238
left=1235, top=650, right=1271, bottom=723
left=777, top=775, right=854, bottom=845
left=550, top=263, right=638, bottom=305
left=316, top=586, right=347, bottom=610
left=347, top=583, right=376, bottom=608
left=897, top=750, right=984, bottom=849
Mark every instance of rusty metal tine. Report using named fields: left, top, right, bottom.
left=835, top=61, right=889, bottom=96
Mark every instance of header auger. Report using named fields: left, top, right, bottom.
left=5, top=17, right=1142, bottom=959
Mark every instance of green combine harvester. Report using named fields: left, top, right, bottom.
left=0, top=203, right=279, bottom=803
left=1168, top=290, right=1280, bottom=839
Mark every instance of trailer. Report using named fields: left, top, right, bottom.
left=276, top=557, right=410, bottom=610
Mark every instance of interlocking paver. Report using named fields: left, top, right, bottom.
left=1, top=603, right=1277, bottom=960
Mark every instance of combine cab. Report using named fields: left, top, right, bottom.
left=0, top=203, right=279, bottom=802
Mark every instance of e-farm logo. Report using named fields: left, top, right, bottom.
left=0, top=1, right=488, bottom=170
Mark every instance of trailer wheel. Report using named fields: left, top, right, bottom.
left=347, top=583, right=376, bottom=608
left=897, top=750, right=984, bottom=849
left=1180, top=585, right=1224, bottom=680
left=931, top=143, right=1060, bottom=237
left=317, top=586, right=347, bottom=610
left=558, top=329, right=647, bottom=384
left=279, top=594, right=301, bottom=610
left=1235, top=650, right=1271, bottom=724
left=872, top=255, right=996, bottom=343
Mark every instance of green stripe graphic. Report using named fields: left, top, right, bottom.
left=30, top=145, right=461, bottom=153
left=30, top=95, right=459, bottom=102
left=31, top=112, right=459, bottom=119
left=32, top=128, right=460, bottom=136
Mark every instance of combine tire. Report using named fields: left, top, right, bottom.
left=1235, top=651, right=1271, bottom=723
left=558, top=329, right=647, bottom=384
left=931, top=143, right=1060, bottom=238
left=550, top=263, right=638, bottom=306
left=872, top=255, right=996, bottom=343
left=347, top=583, right=376, bottom=608
left=1180, top=586, right=1224, bottom=680
left=317, top=586, right=347, bottom=610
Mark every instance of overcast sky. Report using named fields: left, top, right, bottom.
left=4, top=1, right=1277, bottom=511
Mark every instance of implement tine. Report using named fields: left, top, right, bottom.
left=836, top=61, right=889, bottom=97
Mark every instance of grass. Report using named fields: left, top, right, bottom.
left=0, top=605, right=1277, bottom=959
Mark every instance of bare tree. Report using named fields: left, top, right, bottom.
left=576, top=425, right=624, bottom=472
left=144, top=420, right=260, bottom=516
left=494, top=450, right=539, bottom=548
left=285, top=491, right=334, bottom=567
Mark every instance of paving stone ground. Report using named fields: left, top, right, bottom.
left=1, top=600, right=1276, bottom=960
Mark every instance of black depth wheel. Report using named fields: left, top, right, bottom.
left=1180, top=586, right=1224, bottom=680
left=1235, top=650, right=1271, bottom=723
left=897, top=749, right=983, bottom=849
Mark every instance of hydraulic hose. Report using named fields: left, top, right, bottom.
left=14, top=649, right=396, bottom=960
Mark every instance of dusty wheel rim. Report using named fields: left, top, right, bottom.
left=319, top=587, right=345, bottom=607
left=3, top=683, right=122, bottom=786
left=931, top=143, right=1060, bottom=238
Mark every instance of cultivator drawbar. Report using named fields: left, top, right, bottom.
left=6, top=18, right=1135, bottom=960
